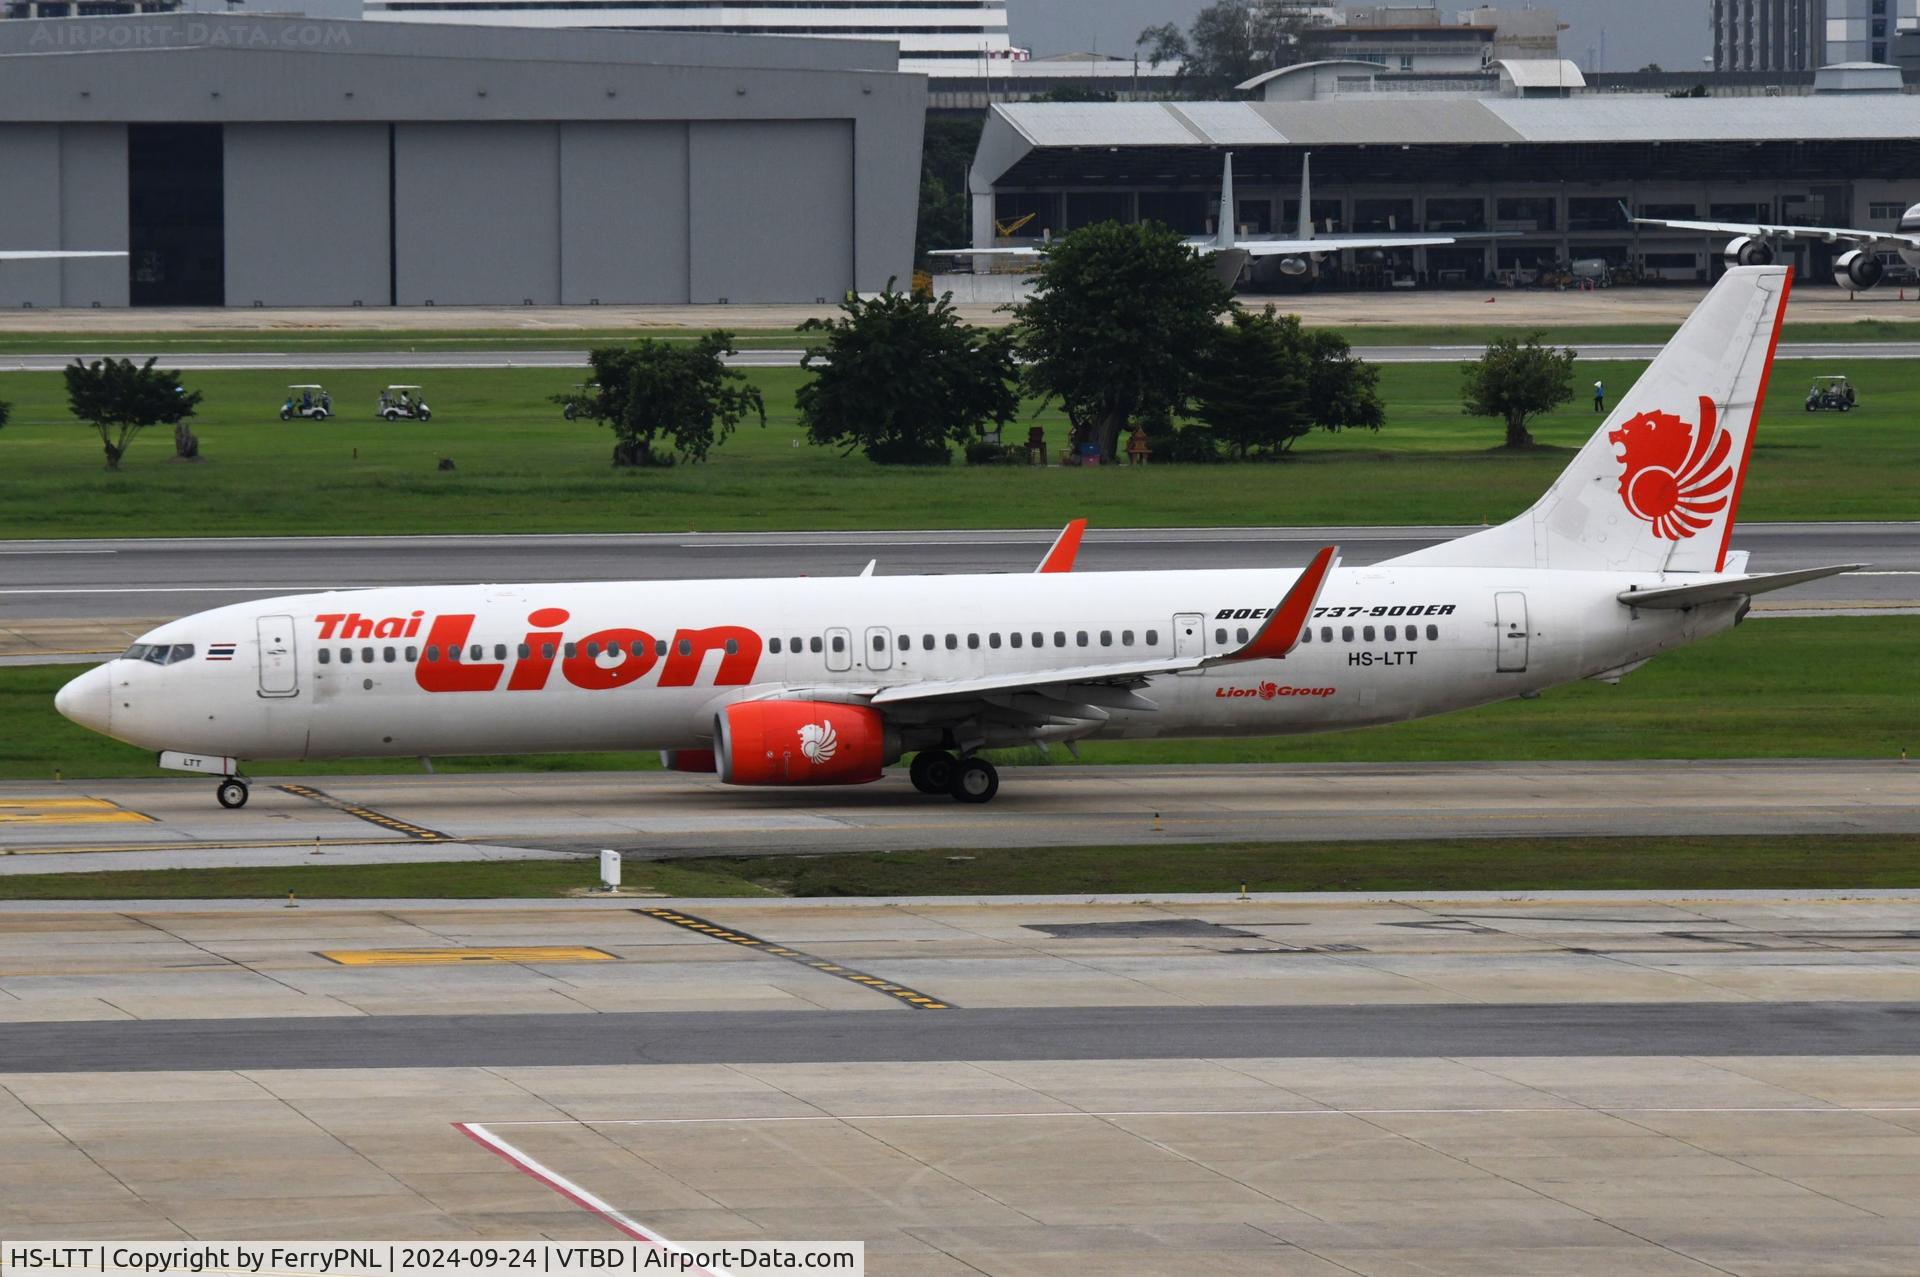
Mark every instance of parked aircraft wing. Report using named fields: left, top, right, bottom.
left=0, top=250, right=128, bottom=260
left=1035, top=519, right=1087, bottom=573
left=1618, top=564, right=1864, bottom=610
left=1626, top=215, right=1920, bottom=250
left=1226, top=235, right=1456, bottom=257
left=870, top=545, right=1336, bottom=706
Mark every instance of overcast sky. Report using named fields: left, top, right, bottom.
left=1010, top=0, right=1712, bottom=75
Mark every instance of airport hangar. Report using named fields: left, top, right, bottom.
left=963, top=91, right=1920, bottom=289
left=0, top=13, right=924, bottom=308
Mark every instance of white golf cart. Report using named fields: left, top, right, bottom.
left=279, top=384, right=333, bottom=421
left=377, top=384, right=433, bottom=422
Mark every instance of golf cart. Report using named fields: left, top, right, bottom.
left=1805, top=376, right=1857, bottom=413
left=377, top=385, right=432, bottom=422
left=280, top=385, right=332, bottom=421
left=561, top=383, right=598, bottom=421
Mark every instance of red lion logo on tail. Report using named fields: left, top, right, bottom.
left=1608, top=395, right=1734, bottom=540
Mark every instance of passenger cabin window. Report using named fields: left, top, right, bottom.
left=809, top=637, right=823, bottom=653
left=541, top=643, right=556, bottom=659
left=468, top=645, right=482, bottom=661
left=1076, top=631, right=1089, bottom=647
left=341, top=648, right=354, bottom=665
left=923, top=635, right=935, bottom=650
left=318, top=649, right=331, bottom=664
left=988, top=633, right=1001, bottom=649
left=1121, top=630, right=1134, bottom=646
left=406, top=646, right=418, bottom=661
left=1426, top=624, right=1439, bottom=641
left=1342, top=626, right=1355, bottom=642
left=1032, top=632, right=1044, bottom=648
left=967, top=634, right=980, bottom=650
left=1009, top=633, right=1022, bottom=648
left=1235, top=628, right=1249, bottom=644
left=1321, top=627, right=1333, bottom=643
left=770, top=638, right=782, bottom=654
left=1099, top=631, right=1112, bottom=647
left=385, top=647, right=397, bottom=663
left=630, top=641, right=646, bottom=657
left=1215, top=628, right=1228, bottom=645
left=872, top=634, right=886, bottom=652
left=1054, top=631, right=1066, bottom=647
left=831, top=635, right=845, bottom=653
left=426, top=645, right=440, bottom=662
left=1385, top=626, right=1396, bottom=642
left=364, top=646, right=376, bottom=664
left=1300, top=629, right=1312, bottom=644
left=725, top=639, right=739, bottom=655
left=1363, top=626, right=1375, bottom=642
left=898, top=634, right=910, bottom=650
left=1145, top=629, right=1158, bottom=646
left=945, top=634, right=958, bottom=650
left=518, top=643, right=532, bottom=659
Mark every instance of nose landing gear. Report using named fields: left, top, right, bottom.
left=216, top=777, right=250, bottom=809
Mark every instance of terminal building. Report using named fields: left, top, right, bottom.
left=0, top=14, right=924, bottom=308
left=960, top=65, right=1920, bottom=289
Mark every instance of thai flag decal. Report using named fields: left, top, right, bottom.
left=206, top=643, right=237, bottom=662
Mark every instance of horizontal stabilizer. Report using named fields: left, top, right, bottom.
left=1619, top=564, right=1863, bottom=610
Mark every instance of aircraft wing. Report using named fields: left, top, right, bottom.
left=870, top=545, right=1336, bottom=707
left=1628, top=216, right=1920, bottom=251
left=1035, top=519, right=1086, bottom=573
left=1618, top=564, right=1864, bottom=610
left=0, top=250, right=128, bottom=260
left=1212, top=235, right=1457, bottom=258
left=924, top=247, right=1042, bottom=258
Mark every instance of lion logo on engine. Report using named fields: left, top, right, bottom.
left=1609, top=395, right=1735, bottom=541
left=797, top=720, right=839, bottom=765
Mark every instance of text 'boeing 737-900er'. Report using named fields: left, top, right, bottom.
left=57, top=266, right=1858, bottom=808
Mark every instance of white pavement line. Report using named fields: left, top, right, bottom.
left=454, top=1121, right=729, bottom=1275
left=488, top=1105, right=1920, bottom=1127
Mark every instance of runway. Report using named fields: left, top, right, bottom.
left=2, top=1002, right=1915, bottom=1072
left=2, top=340, right=1917, bottom=371
left=1, top=760, right=1914, bottom=873
left=2, top=523, right=1913, bottom=632
left=1, top=895, right=1917, bottom=1269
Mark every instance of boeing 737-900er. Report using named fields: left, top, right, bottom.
left=57, top=265, right=1859, bottom=808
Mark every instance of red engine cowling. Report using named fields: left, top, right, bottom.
left=716, top=701, right=893, bottom=786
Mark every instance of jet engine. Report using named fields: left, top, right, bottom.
left=1832, top=248, right=1885, bottom=292
left=715, top=700, right=895, bottom=786
left=1277, top=256, right=1310, bottom=277
left=1723, top=236, right=1773, bottom=267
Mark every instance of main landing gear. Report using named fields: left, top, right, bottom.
left=909, top=750, right=999, bottom=804
left=216, top=776, right=250, bottom=809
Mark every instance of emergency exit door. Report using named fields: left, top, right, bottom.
left=256, top=614, right=299, bottom=696
left=1495, top=592, right=1529, bottom=673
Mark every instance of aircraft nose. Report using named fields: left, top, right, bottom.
left=55, top=665, right=111, bottom=734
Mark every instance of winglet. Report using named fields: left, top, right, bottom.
left=1222, top=545, right=1338, bottom=662
left=1036, top=519, right=1087, bottom=573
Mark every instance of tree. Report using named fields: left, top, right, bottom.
left=1138, top=0, right=1328, bottom=98
left=63, top=357, right=202, bottom=472
left=1013, top=220, right=1234, bottom=460
left=798, top=284, right=1019, bottom=465
left=1192, top=306, right=1383, bottom=459
left=1461, top=333, right=1576, bottom=450
left=0, top=398, right=10, bottom=433
left=916, top=113, right=985, bottom=266
left=573, top=332, right=764, bottom=467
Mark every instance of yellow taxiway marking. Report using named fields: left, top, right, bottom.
left=638, top=907, right=955, bottom=1010
left=319, top=946, right=618, bottom=967
left=0, top=797, right=155, bottom=826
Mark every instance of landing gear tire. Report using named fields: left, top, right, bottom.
left=950, top=756, right=999, bottom=804
left=910, top=750, right=956, bottom=795
left=216, top=778, right=249, bottom=810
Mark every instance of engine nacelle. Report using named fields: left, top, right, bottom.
left=1832, top=248, right=1885, bottom=292
left=1277, top=256, right=1310, bottom=277
left=659, top=748, right=716, bottom=773
left=1724, top=236, right=1773, bottom=267
left=715, top=700, right=893, bottom=787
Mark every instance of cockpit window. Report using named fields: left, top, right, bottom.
left=130, top=643, right=196, bottom=665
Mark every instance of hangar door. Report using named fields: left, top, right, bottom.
left=688, top=120, right=853, bottom=304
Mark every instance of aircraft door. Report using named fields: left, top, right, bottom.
left=1173, top=613, right=1206, bottom=658
left=256, top=614, right=299, bottom=697
left=1494, top=592, right=1528, bottom=673
left=825, top=626, right=853, bottom=673
left=865, top=626, right=893, bottom=672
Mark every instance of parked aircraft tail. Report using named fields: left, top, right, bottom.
left=1389, top=264, right=1791, bottom=574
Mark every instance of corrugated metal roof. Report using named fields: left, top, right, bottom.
left=994, top=94, right=1920, bottom=149
left=1496, top=59, right=1585, bottom=88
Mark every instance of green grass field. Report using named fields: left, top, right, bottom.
left=3, top=356, right=1916, bottom=537
left=1, top=833, right=1915, bottom=899
left=5, top=617, right=1910, bottom=781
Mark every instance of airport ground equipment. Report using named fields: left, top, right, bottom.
left=378, top=385, right=433, bottom=422
left=1805, top=376, right=1857, bottom=412
left=280, top=385, right=332, bottom=421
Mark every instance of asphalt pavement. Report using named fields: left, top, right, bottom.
left=1, top=523, right=1912, bottom=625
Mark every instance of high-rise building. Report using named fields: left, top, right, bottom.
left=0, top=0, right=1013, bottom=77
left=1712, top=0, right=1910, bottom=71
left=361, top=0, right=1013, bottom=77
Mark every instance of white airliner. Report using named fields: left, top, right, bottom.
left=56, top=265, right=1856, bottom=808
left=932, top=152, right=1455, bottom=283
left=1625, top=201, right=1920, bottom=292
